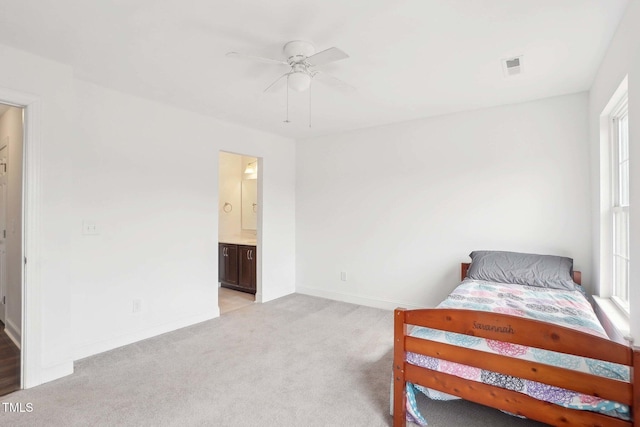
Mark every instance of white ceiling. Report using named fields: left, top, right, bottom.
left=0, top=0, right=629, bottom=140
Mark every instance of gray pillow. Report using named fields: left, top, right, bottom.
left=467, top=250, right=575, bottom=290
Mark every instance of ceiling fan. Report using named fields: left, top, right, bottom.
left=226, top=40, right=353, bottom=93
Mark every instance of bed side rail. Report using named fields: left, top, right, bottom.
left=406, top=364, right=631, bottom=427
left=403, top=308, right=631, bottom=365
left=405, top=334, right=630, bottom=405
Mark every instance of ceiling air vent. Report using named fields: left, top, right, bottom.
left=502, top=55, right=523, bottom=77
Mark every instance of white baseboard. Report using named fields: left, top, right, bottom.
left=40, top=361, right=74, bottom=385
left=73, top=309, right=219, bottom=361
left=296, top=286, right=424, bottom=311
left=5, top=317, right=21, bottom=349
left=259, top=288, right=296, bottom=304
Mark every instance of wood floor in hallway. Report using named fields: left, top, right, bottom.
left=0, top=325, right=20, bottom=396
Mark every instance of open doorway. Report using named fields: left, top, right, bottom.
left=218, top=152, right=260, bottom=314
left=0, top=103, right=23, bottom=396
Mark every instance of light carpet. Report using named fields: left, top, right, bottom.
left=0, top=294, right=546, bottom=426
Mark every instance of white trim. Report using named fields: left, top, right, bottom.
left=598, top=75, right=629, bottom=302
left=611, top=95, right=629, bottom=119
left=296, top=286, right=425, bottom=311
left=256, top=157, right=263, bottom=304
left=593, top=296, right=631, bottom=344
left=254, top=291, right=263, bottom=303
left=73, top=310, right=219, bottom=361
left=611, top=294, right=630, bottom=314
left=4, top=316, right=21, bottom=349
left=40, top=361, right=73, bottom=385
left=610, top=93, right=629, bottom=308
left=0, top=85, right=44, bottom=389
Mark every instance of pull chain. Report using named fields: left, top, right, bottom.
left=308, top=80, right=312, bottom=128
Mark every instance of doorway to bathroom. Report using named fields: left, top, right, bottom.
left=218, top=151, right=259, bottom=314
left=0, top=102, right=23, bottom=396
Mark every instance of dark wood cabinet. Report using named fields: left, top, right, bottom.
left=219, top=243, right=256, bottom=294
left=219, top=243, right=238, bottom=286
left=238, top=245, right=256, bottom=292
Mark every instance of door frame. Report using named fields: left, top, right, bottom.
left=0, top=86, right=43, bottom=389
left=0, top=140, right=8, bottom=325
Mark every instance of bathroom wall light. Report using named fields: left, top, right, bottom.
left=244, top=161, right=257, bottom=174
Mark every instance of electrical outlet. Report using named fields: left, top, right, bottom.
left=340, top=272, right=347, bottom=281
left=132, top=299, right=142, bottom=313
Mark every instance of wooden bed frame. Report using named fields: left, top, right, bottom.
left=393, top=263, right=639, bottom=427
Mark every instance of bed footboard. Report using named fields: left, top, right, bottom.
left=393, top=307, right=640, bottom=427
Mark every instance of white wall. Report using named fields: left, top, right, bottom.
left=589, top=1, right=640, bottom=341
left=0, top=41, right=296, bottom=386
left=71, top=80, right=296, bottom=359
left=0, top=106, right=23, bottom=345
left=296, top=93, right=591, bottom=309
left=218, top=152, right=243, bottom=240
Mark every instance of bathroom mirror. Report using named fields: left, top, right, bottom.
left=241, top=179, right=257, bottom=230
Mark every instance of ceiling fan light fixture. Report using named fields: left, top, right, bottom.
left=288, top=72, right=311, bottom=92
left=226, top=40, right=352, bottom=124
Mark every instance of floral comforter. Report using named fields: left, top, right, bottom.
left=405, top=279, right=630, bottom=425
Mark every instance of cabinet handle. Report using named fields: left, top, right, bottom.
left=223, top=247, right=227, bottom=256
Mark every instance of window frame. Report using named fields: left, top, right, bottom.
left=610, top=95, right=629, bottom=314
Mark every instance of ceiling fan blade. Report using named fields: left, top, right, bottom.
left=313, top=71, right=355, bottom=93
left=306, top=47, right=349, bottom=66
left=226, top=51, right=288, bottom=66
left=263, top=73, right=292, bottom=93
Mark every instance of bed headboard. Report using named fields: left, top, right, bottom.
left=460, top=263, right=581, bottom=286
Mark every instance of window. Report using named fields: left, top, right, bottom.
left=611, top=95, right=629, bottom=312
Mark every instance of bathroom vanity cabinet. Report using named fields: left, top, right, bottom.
left=219, top=243, right=256, bottom=294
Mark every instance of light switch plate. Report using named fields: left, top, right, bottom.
left=82, top=221, right=99, bottom=235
